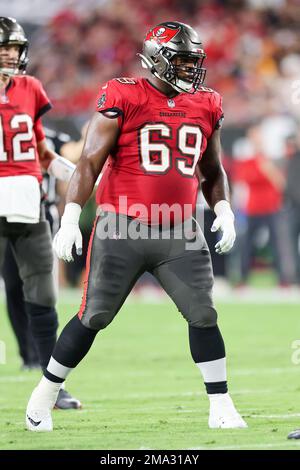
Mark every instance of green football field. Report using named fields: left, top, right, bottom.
left=1, top=291, right=300, bottom=450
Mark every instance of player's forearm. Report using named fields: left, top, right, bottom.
left=201, top=167, right=230, bottom=210
left=199, top=128, right=231, bottom=210
left=38, top=145, right=75, bottom=182
left=66, top=158, right=98, bottom=208
left=39, top=147, right=54, bottom=170
left=47, top=153, right=76, bottom=182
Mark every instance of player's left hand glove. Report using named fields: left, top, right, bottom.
left=53, top=203, right=82, bottom=262
left=211, top=200, right=236, bottom=254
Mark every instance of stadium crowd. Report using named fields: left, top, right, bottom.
left=26, top=0, right=300, bottom=123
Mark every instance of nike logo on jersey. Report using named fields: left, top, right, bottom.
left=27, top=415, right=42, bottom=427
left=102, top=84, right=108, bottom=89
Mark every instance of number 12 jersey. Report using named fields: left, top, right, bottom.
left=0, top=75, right=51, bottom=182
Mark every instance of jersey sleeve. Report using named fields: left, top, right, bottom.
left=33, top=118, right=45, bottom=143
left=95, top=80, right=125, bottom=125
left=211, top=91, right=224, bottom=131
left=32, top=77, right=52, bottom=121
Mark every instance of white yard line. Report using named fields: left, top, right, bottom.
left=1, top=287, right=300, bottom=306
left=0, top=375, right=35, bottom=382
left=231, top=366, right=300, bottom=376
left=0, top=366, right=299, bottom=381
left=247, top=413, right=300, bottom=419
left=177, top=410, right=300, bottom=419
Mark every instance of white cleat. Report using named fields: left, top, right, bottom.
left=26, top=378, right=61, bottom=432
left=26, top=408, right=53, bottom=432
left=208, top=393, right=248, bottom=429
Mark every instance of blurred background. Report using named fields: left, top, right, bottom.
left=1, top=0, right=300, bottom=296
left=1, top=1, right=300, bottom=450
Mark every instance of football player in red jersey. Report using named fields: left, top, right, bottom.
left=26, top=21, right=246, bottom=431
left=0, top=17, right=81, bottom=409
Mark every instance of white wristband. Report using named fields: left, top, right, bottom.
left=48, top=155, right=76, bottom=182
left=214, top=200, right=234, bottom=220
left=61, top=203, right=82, bottom=226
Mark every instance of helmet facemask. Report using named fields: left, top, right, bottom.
left=161, top=49, right=206, bottom=93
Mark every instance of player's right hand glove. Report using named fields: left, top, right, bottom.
left=53, top=203, right=82, bottom=262
left=211, top=200, right=236, bottom=254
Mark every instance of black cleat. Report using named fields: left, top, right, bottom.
left=54, top=389, right=82, bottom=410
left=287, top=429, right=300, bottom=439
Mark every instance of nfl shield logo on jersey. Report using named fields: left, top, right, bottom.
left=167, top=99, right=175, bottom=108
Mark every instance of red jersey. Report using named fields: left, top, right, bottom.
left=233, top=156, right=282, bottom=215
left=95, top=77, right=223, bottom=224
left=0, top=75, right=51, bottom=182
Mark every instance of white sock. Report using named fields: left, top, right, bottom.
left=208, top=392, right=230, bottom=403
left=47, top=357, right=73, bottom=381
left=28, top=376, right=61, bottom=410
left=196, top=357, right=227, bottom=383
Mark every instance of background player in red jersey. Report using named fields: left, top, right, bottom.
left=26, top=21, right=246, bottom=431
left=0, top=17, right=81, bottom=409
left=2, top=126, right=72, bottom=371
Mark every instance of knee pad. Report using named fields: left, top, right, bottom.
left=189, top=304, right=218, bottom=328
left=80, top=310, right=116, bottom=331
left=179, top=288, right=218, bottom=328
left=23, top=273, right=57, bottom=307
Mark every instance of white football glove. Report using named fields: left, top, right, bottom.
left=53, top=203, right=82, bottom=262
left=211, top=200, right=236, bottom=254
